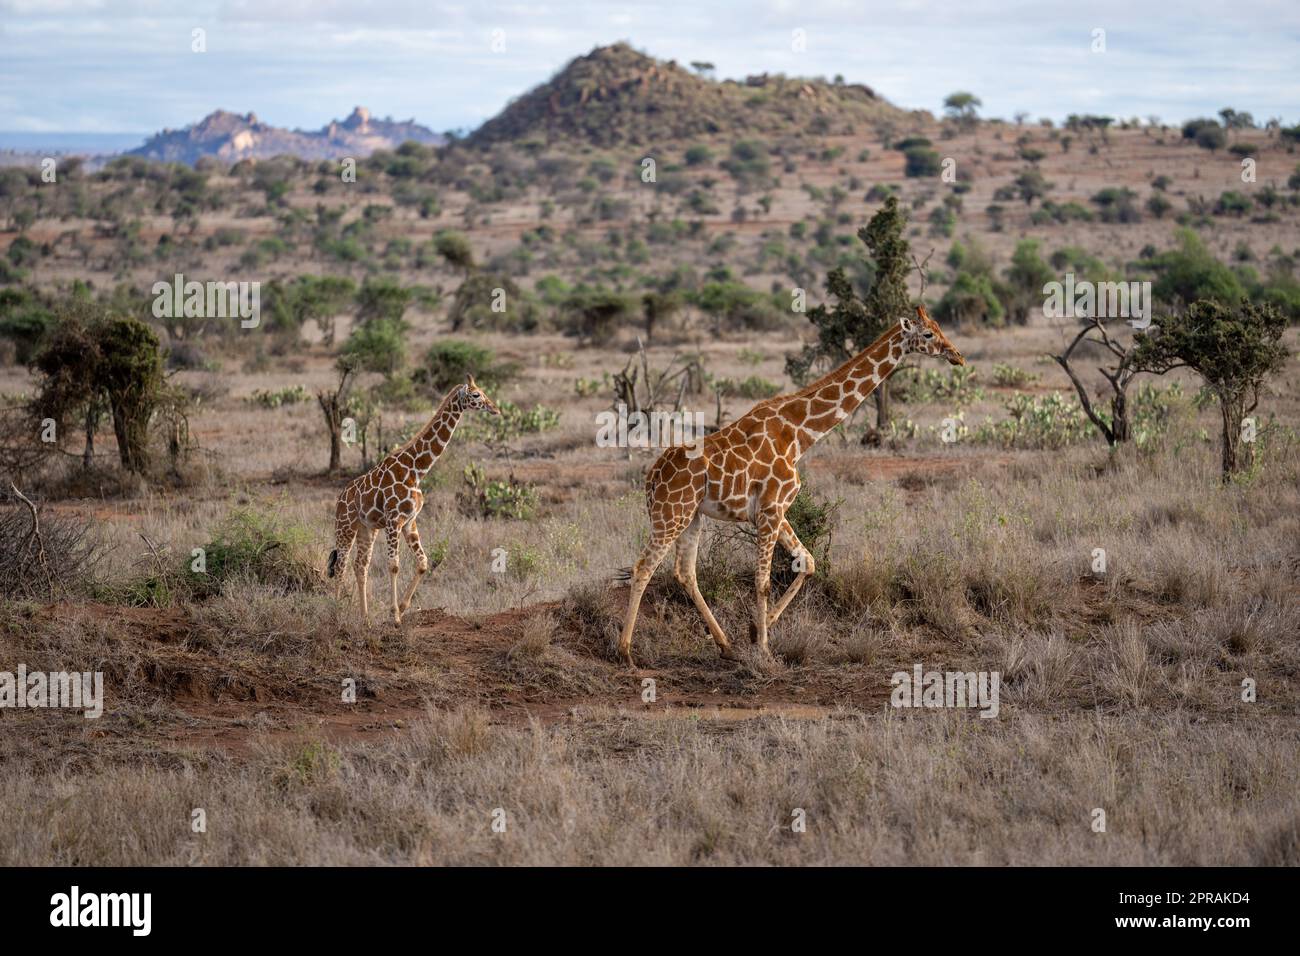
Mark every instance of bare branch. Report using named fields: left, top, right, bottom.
left=10, top=482, right=53, bottom=600
left=910, top=249, right=935, bottom=300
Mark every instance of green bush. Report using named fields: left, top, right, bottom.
left=1214, top=191, right=1253, bottom=217
left=970, top=393, right=1094, bottom=449
left=419, top=339, right=517, bottom=393
left=185, top=506, right=320, bottom=600
left=247, top=385, right=310, bottom=408
left=1150, top=229, right=1247, bottom=307
left=935, top=271, right=1005, bottom=326
left=459, top=463, right=539, bottom=520
left=465, top=400, right=560, bottom=443
left=712, top=375, right=782, bottom=399
left=903, top=146, right=942, bottom=178
left=990, top=363, right=1040, bottom=388
left=0, top=300, right=55, bottom=363
left=684, top=145, right=713, bottom=167
left=341, top=317, right=407, bottom=375
left=893, top=365, right=983, bottom=405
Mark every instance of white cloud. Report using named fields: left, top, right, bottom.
left=1, top=0, right=1296, bottom=132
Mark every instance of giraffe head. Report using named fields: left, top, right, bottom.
left=458, top=375, right=501, bottom=415
left=900, top=305, right=965, bottom=366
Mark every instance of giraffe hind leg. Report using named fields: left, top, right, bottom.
left=749, top=512, right=782, bottom=657
left=675, top=514, right=737, bottom=660
left=331, top=525, right=357, bottom=600
left=354, top=527, right=378, bottom=619
left=766, top=518, right=815, bottom=630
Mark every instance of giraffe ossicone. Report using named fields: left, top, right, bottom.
left=327, top=375, right=500, bottom=625
left=618, top=305, right=965, bottom=668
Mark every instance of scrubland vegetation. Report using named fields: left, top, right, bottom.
left=1, top=44, right=1297, bottom=865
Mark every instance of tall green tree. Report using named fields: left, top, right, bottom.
left=30, top=307, right=105, bottom=470
left=96, top=316, right=163, bottom=473
left=786, top=195, right=912, bottom=437
left=355, top=276, right=412, bottom=326
left=295, top=275, right=357, bottom=345
left=32, top=308, right=162, bottom=475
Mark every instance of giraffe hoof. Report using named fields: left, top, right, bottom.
left=748, top=621, right=759, bottom=643
left=719, top=645, right=740, bottom=662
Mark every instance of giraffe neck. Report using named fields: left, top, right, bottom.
left=398, top=388, right=464, bottom=477
left=784, top=323, right=905, bottom=456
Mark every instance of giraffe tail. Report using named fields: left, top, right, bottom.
left=326, top=548, right=340, bottom=578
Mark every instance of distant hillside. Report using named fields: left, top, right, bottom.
left=129, top=107, right=443, bottom=164
left=467, top=43, right=915, bottom=148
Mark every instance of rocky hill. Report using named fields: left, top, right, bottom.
left=467, top=43, right=916, bottom=148
left=129, top=107, right=443, bottom=164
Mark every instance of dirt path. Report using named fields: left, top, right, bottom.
left=7, top=594, right=902, bottom=758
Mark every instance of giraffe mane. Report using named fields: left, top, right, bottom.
left=789, top=321, right=904, bottom=401
left=393, top=387, right=459, bottom=457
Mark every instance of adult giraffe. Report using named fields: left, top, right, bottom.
left=618, top=305, right=965, bottom=667
left=328, top=376, right=499, bottom=624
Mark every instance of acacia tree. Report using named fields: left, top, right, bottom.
left=32, top=309, right=161, bottom=475
left=641, top=290, right=680, bottom=344
left=943, top=92, right=982, bottom=130
left=1053, top=318, right=1145, bottom=446
left=317, top=360, right=357, bottom=476
left=295, top=275, right=357, bottom=345
left=1132, top=300, right=1288, bottom=478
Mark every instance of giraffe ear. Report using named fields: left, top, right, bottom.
left=899, top=314, right=916, bottom=334
left=465, top=374, right=476, bottom=387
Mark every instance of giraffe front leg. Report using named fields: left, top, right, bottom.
left=398, top=522, right=429, bottom=615
left=749, top=513, right=781, bottom=657
left=767, top=518, right=815, bottom=629
left=384, top=522, right=403, bottom=625
left=619, top=536, right=677, bottom=669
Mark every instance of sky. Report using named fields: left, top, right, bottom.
left=1, top=0, right=1297, bottom=137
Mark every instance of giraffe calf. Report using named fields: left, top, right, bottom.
left=328, top=376, right=499, bottom=625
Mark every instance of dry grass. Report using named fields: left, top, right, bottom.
left=1, top=708, right=1296, bottom=866
left=1, top=291, right=1297, bottom=868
